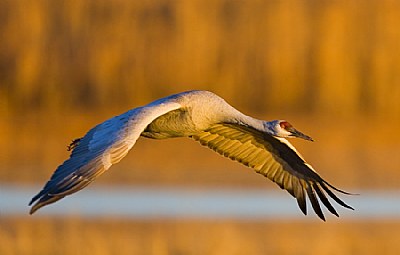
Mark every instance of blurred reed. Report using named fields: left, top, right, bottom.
left=1, top=0, right=400, bottom=116
left=1, top=217, right=400, bottom=255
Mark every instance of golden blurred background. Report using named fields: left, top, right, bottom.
left=1, top=0, right=400, bottom=254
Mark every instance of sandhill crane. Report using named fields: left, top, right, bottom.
left=29, top=90, right=353, bottom=220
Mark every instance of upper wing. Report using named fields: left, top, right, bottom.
left=190, top=123, right=353, bottom=221
left=29, top=101, right=181, bottom=214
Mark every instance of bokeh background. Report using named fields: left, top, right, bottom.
left=1, top=0, right=400, bottom=254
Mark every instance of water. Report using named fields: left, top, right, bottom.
left=1, top=185, right=400, bottom=220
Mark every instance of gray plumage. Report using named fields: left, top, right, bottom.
left=29, top=90, right=353, bottom=220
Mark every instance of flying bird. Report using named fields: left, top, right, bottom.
left=29, top=90, right=353, bottom=220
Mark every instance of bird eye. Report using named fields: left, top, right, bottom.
left=279, top=121, right=292, bottom=130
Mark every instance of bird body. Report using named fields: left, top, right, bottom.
left=29, top=90, right=353, bottom=220
left=142, top=90, right=263, bottom=138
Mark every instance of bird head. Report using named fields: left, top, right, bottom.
left=267, top=120, right=314, bottom=141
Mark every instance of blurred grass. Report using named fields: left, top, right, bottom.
left=1, top=0, right=400, bottom=188
left=1, top=0, right=400, bottom=115
left=1, top=216, right=400, bottom=255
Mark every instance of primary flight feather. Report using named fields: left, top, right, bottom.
left=29, top=90, right=353, bottom=220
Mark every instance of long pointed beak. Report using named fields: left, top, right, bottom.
left=289, top=128, right=314, bottom=141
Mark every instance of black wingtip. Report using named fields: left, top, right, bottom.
left=306, top=184, right=326, bottom=221
left=296, top=197, right=307, bottom=216
left=295, top=185, right=307, bottom=216
left=312, top=183, right=339, bottom=217
left=28, top=191, right=43, bottom=206
left=29, top=193, right=67, bottom=215
left=320, top=182, right=355, bottom=211
left=322, top=180, right=358, bottom=196
left=29, top=197, right=43, bottom=215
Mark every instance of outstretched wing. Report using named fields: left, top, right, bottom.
left=190, top=123, right=353, bottom=221
left=29, top=101, right=181, bottom=214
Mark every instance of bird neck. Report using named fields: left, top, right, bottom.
left=262, top=120, right=280, bottom=136
left=234, top=115, right=273, bottom=135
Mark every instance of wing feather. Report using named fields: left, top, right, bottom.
left=293, top=178, right=307, bottom=215
left=190, top=123, right=352, bottom=220
left=29, top=102, right=181, bottom=214
left=306, top=183, right=325, bottom=220
left=313, top=183, right=338, bottom=217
